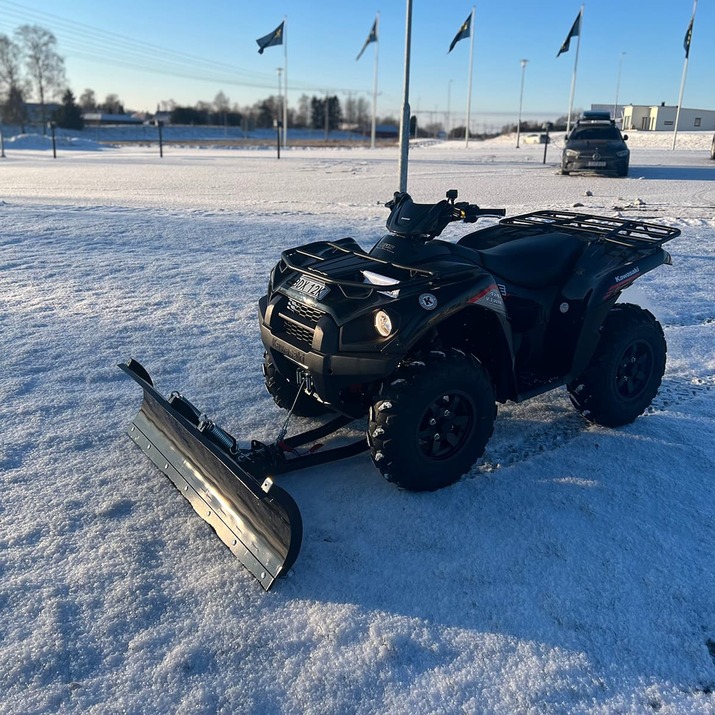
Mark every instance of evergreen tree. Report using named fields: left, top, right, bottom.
left=53, top=88, right=83, bottom=129
left=2, top=84, right=27, bottom=128
left=310, top=96, right=342, bottom=132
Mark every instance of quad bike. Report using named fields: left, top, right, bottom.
left=121, top=189, right=679, bottom=589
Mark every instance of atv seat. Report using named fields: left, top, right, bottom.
left=461, top=232, right=584, bottom=289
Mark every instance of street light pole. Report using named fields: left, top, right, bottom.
left=516, top=59, right=528, bottom=148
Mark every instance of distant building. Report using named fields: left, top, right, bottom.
left=25, top=102, right=60, bottom=123
left=81, top=112, right=143, bottom=125
left=621, top=104, right=715, bottom=132
left=373, top=124, right=399, bottom=138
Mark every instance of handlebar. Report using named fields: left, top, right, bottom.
left=454, top=202, right=507, bottom=222
left=385, top=190, right=506, bottom=239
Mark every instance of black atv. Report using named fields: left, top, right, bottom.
left=260, top=189, right=678, bottom=491
left=121, top=190, right=679, bottom=589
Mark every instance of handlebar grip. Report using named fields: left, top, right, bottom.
left=476, top=208, right=507, bottom=217
left=462, top=206, right=506, bottom=222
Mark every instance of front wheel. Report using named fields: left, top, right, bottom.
left=368, top=349, right=496, bottom=491
left=567, top=303, right=666, bottom=427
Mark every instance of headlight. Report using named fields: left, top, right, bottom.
left=565, top=149, right=579, bottom=158
left=374, top=310, right=393, bottom=337
left=616, top=150, right=629, bottom=157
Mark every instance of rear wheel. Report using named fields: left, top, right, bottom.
left=368, top=349, right=496, bottom=491
left=262, top=352, right=331, bottom=418
left=567, top=303, right=666, bottom=427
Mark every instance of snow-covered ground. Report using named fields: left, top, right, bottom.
left=1, top=137, right=713, bottom=714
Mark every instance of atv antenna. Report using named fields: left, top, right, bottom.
left=397, top=0, right=413, bottom=192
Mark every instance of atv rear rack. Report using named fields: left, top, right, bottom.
left=501, top=211, right=680, bottom=249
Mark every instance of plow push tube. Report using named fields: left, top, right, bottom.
left=119, top=359, right=302, bottom=591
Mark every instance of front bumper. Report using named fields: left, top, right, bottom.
left=562, top=155, right=628, bottom=175
left=258, top=294, right=400, bottom=415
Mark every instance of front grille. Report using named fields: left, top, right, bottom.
left=283, top=320, right=314, bottom=346
left=287, top=298, right=323, bottom=324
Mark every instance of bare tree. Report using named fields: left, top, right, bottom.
left=79, top=88, right=97, bottom=110
left=355, top=97, right=369, bottom=130
left=294, top=94, right=310, bottom=128
left=101, top=93, right=124, bottom=114
left=0, top=34, right=24, bottom=92
left=214, top=91, right=230, bottom=113
left=15, top=25, right=66, bottom=127
left=0, top=34, right=30, bottom=128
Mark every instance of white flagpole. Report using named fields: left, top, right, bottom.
left=398, top=0, right=413, bottom=192
left=371, top=13, right=380, bottom=149
left=464, top=6, right=475, bottom=148
left=283, top=16, right=288, bottom=147
left=672, top=0, right=697, bottom=150
left=566, top=5, right=584, bottom=134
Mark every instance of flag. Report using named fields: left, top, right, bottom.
left=256, top=21, right=284, bottom=54
left=356, top=18, right=378, bottom=61
left=557, top=12, right=581, bottom=57
left=683, top=17, right=694, bottom=58
left=448, top=14, right=471, bottom=54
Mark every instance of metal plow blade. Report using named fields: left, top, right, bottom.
left=119, top=360, right=302, bottom=591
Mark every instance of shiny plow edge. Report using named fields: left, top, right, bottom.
left=119, top=359, right=302, bottom=591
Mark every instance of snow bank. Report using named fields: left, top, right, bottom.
left=5, top=133, right=109, bottom=151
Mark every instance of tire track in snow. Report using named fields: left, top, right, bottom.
left=663, top=316, right=715, bottom=329
left=473, top=373, right=714, bottom=475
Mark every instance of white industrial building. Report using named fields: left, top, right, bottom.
left=589, top=104, right=715, bottom=132
left=621, top=104, right=715, bottom=132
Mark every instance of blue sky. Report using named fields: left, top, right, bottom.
left=1, top=0, right=711, bottom=130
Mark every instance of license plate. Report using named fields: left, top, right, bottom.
left=291, top=276, right=330, bottom=300
left=587, top=161, right=607, bottom=167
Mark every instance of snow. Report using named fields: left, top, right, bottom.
left=1, top=136, right=714, bottom=714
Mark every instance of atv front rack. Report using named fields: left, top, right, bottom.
left=501, top=211, right=680, bottom=249
left=120, top=359, right=367, bottom=590
left=279, top=241, right=437, bottom=299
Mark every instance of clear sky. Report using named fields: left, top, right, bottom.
left=1, top=0, right=711, bottom=131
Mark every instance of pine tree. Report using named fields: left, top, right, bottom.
left=2, top=85, right=27, bottom=128
left=54, top=89, right=84, bottom=130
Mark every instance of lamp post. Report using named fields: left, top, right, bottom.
left=516, top=59, right=528, bottom=148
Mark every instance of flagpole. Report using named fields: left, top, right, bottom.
left=283, top=15, right=288, bottom=147
left=464, top=6, right=475, bottom=148
left=566, top=5, right=584, bottom=134
left=398, top=0, right=413, bottom=192
left=672, top=0, right=697, bottom=150
left=371, top=13, right=380, bottom=149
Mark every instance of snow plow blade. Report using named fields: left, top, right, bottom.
left=119, top=359, right=302, bottom=591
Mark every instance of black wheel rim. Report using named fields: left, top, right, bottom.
left=416, top=391, right=475, bottom=460
left=615, top=339, right=654, bottom=399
